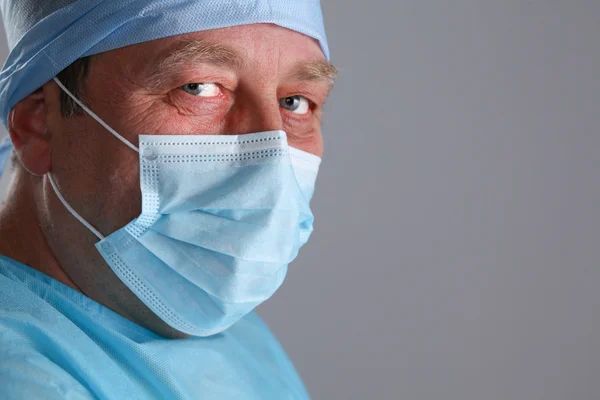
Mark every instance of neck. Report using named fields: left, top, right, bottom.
left=0, top=168, right=82, bottom=292
left=0, top=166, right=190, bottom=339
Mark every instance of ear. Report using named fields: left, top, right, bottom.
left=7, top=87, right=51, bottom=176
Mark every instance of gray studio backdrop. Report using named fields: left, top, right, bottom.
left=1, top=1, right=600, bottom=399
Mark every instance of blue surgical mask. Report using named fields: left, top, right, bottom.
left=49, top=78, right=321, bottom=336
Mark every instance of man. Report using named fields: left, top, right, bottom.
left=0, top=0, right=336, bottom=398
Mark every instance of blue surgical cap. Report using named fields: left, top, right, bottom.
left=0, top=0, right=329, bottom=128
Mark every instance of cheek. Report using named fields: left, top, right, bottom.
left=101, top=156, right=142, bottom=231
left=49, top=115, right=143, bottom=234
left=120, top=95, right=230, bottom=136
left=312, top=133, right=324, bottom=158
left=95, top=87, right=231, bottom=138
left=287, top=127, right=323, bottom=157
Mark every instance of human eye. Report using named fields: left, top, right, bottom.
left=279, top=95, right=311, bottom=115
left=181, top=83, right=221, bottom=97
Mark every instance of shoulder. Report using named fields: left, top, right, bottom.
left=0, top=330, right=95, bottom=400
left=0, top=258, right=95, bottom=399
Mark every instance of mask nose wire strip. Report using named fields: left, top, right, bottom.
left=52, top=78, right=140, bottom=154
left=48, top=173, right=105, bottom=240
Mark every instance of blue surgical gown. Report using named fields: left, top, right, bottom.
left=0, top=256, right=310, bottom=399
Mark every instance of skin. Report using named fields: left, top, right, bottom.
left=0, top=24, right=334, bottom=338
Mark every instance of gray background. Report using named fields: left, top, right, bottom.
left=2, top=1, right=600, bottom=399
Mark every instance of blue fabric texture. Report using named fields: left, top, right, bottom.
left=0, top=137, right=11, bottom=172
left=0, top=0, right=330, bottom=129
left=0, top=255, right=310, bottom=399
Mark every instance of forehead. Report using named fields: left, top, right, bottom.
left=104, top=23, right=327, bottom=75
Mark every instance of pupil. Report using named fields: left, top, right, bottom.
left=286, top=97, right=296, bottom=106
left=188, top=83, right=199, bottom=90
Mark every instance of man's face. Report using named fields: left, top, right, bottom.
left=47, top=23, right=334, bottom=236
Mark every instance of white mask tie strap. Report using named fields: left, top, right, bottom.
left=52, top=78, right=139, bottom=154
left=48, top=173, right=105, bottom=240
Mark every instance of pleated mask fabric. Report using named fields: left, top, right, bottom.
left=98, top=133, right=319, bottom=336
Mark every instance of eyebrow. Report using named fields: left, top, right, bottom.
left=145, top=39, right=243, bottom=90
left=288, top=60, right=338, bottom=87
left=144, top=39, right=337, bottom=90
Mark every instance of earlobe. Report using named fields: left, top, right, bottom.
left=7, top=88, right=52, bottom=176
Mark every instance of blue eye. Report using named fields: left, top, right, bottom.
left=280, top=95, right=310, bottom=115
left=181, top=83, right=220, bottom=97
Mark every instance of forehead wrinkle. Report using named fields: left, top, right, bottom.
left=145, top=39, right=243, bottom=90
